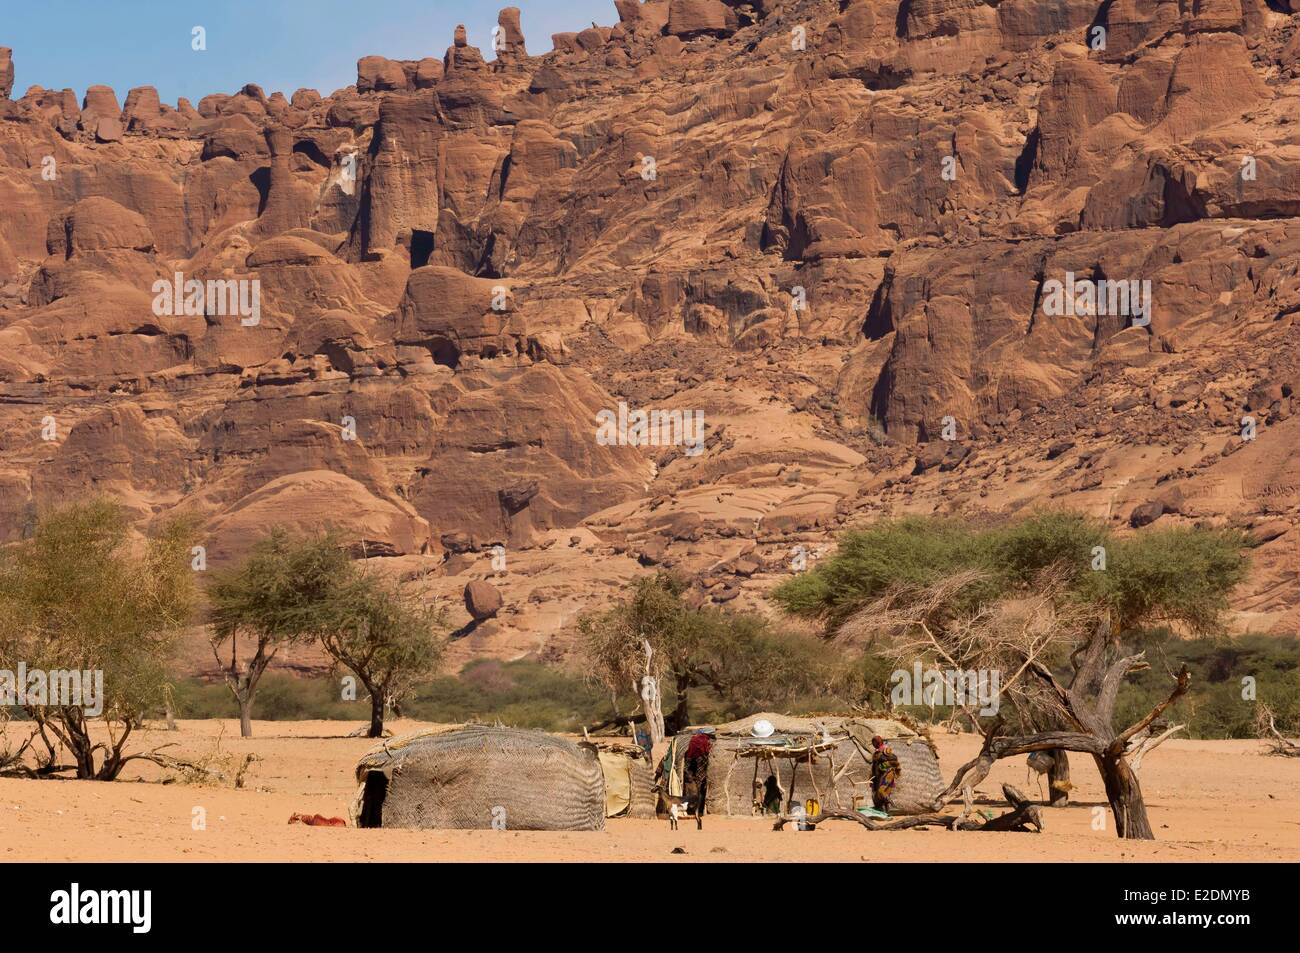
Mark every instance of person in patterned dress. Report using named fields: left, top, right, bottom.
left=870, top=735, right=901, bottom=811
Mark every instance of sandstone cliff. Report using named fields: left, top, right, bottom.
left=2, top=1, right=1299, bottom=675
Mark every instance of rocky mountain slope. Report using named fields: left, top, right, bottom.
left=2, top=1, right=1299, bottom=677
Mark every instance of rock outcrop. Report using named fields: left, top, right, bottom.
left=0, top=47, right=13, bottom=100
left=3, top=1, right=1300, bottom=673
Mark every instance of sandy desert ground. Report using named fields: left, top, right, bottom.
left=1, top=719, right=1296, bottom=863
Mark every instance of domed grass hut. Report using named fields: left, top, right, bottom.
left=665, top=713, right=943, bottom=817
left=350, top=726, right=606, bottom=831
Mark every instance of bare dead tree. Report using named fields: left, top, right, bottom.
left=1255, top=704, right=1300, bottom=757
left=927, top=621, right=1190, bottom=839
left=639, top=640, right=666, bottom=748
left=845, top=574, right=1191, bottom=839
left=841, top=571, right=1070, bottom=728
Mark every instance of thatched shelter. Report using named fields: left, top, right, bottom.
left=593, top=741, right=657, bottom=819
left=666, top=713, right=943, bottom=817
left=350, top=726, right=606, bottom=831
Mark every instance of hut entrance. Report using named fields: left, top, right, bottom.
left=358, top=771, right=388, bottom=829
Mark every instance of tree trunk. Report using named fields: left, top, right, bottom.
left=1047, top=748, right=1070, bottom=806
left=639, top=639, right=666, bottom=747
left=368, top=694, right=385, bottom=738
left=64, top=716, right=96, bottom=779
left=1097, top=752, right=1154, bottom=839
left=216, top=635, right=277, bottom=740
left=665, top=673, right=691, bottom=735
left=641, top=675, right=665, bottom=747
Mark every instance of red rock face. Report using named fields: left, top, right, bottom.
left=0, top=47, right=13, bottom=100
left=2, top=2, right=1300, bottom=671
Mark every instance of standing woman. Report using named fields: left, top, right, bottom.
left=870, top=734, right=901, bottom=812
left=682, top=727, right=716, bottom=821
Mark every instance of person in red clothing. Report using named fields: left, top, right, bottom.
left=682, top=727, right=715, bottom=824
left=685, top=729, right=715, bottom=760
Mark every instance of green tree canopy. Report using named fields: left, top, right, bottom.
left=578, top=572, right=854, bottom=734
left=207, top=529, right=446, bottom=738
left=0, top=500, right=198, bottom=780
left=773, top=511, right=1248, bottom=639
left=319, top=571, right=446, bottom=737
left=206, top=530, right=357, bottom=736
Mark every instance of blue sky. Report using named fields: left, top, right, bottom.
left=5, top=0, right=616, bottom=105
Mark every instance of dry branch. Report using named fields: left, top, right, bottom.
left=773, top=784, right=1041, bottom=832
left=1256, top=706, right=1300, bottom=757
left=1126, top=721, right=1185, bottom=774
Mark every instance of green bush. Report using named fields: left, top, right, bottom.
left=169, top=673, right=355, bottom=721
left=167, top=660, right=621, bottom=733
left=577, top=572, right=865, bottom=728
left=406, top=659, right=616, bottom=732
left=1112, top=632, right=1300, bottom=738
left=164, top=635, right=1300, bottom=740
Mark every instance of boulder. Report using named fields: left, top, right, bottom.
left=357, top=56, right=411, bottom=93
left=46, top=197, right=155, bottom=258
left=1248, top=520, right=1291, bottom=546
left=1129, top=500, right=1165, bottom=528
left=94, top=115, right=123, bottom=142
left=666, top=0, right=735, bottom=37
left=912, top=442, right=950, bottom=474
left=464, top=580, right=504, bottom=620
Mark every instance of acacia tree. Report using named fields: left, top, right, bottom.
left=777, top=513, right=1249, bottom=840
left=0, top=500, right=198, bottom=780
left=578, top=572, right=849, bottom=742
left=845, top=573, right=1181, bottom=838
left=319, top=573, right=446, bottom=737
left=578, top=574, right=698, bottom=746
left=776, top=512, right=1105, bottom=802
left=206, top=530, right=353, bottom=737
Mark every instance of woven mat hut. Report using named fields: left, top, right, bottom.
left=350, top=726, right=606, bottom=831
left=666, top=712, right=943, bottom=817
